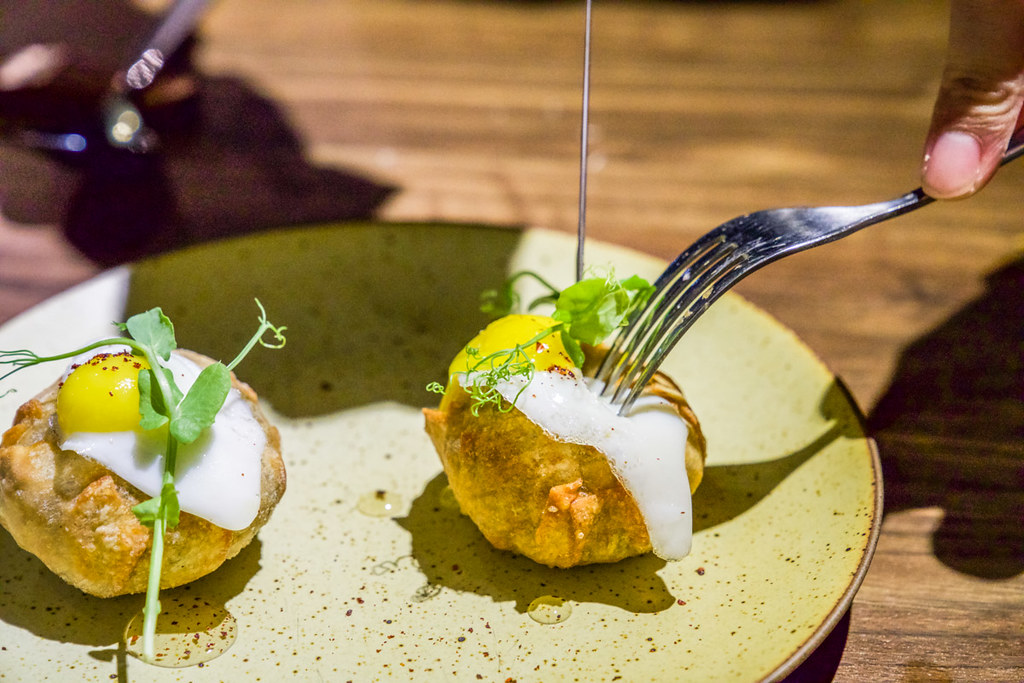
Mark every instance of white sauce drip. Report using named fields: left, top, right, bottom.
left=462, top=370, right=693, bottom=559
left=59, top=348, right=266, bottom=531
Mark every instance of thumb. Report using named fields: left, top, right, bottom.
left=922, top=0, right=1024, bottom=199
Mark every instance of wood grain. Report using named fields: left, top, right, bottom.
left=1, top=0, right=1022, bottom=680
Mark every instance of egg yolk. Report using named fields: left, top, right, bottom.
left=447, top=313, right=576, bottom=386
left=57, top=351, right=150, bottom=434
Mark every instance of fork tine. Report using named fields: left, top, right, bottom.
left=606, top=244, right=749, bottom=408
left=595, top=227, right=739, bottom=398
left=614, top=252, right=752, bottom=410
left=594, top=231, right=724, bottom=388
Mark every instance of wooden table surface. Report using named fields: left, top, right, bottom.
left=1, top=1, right=1022, bottom=680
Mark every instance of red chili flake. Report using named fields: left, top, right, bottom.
left=677, top=599, right=687, bottom=606
left=535, top=342, right=548, bottom=353
left=696, top=567, right=705, bottom=575
left=546, top=364, right=575, bottom=377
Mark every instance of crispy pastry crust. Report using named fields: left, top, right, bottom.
left=0, top=350, right=285, bottom=598
left=423, top=349, right=706, bottom=568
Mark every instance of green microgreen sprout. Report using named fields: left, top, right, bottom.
left=431, top=269, right=654, bottom=413
left=430, top=326, right=558, bottom=415
left=0, top=300, right=286, bottom=664
left=479, top=270, right=561, bottom=318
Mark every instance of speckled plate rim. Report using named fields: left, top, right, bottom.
left=637, top=249, right=885, bottom=682
left=765, top=378, right=883, bottom=681
left=0, top=222, right=884, bottom=681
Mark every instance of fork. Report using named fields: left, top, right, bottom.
left=594, top=128, right=1024, bottom=412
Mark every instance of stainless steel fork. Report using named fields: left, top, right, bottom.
left=594, top=128, right=1024, bottom=412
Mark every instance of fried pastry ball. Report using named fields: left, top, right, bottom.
left=423, top=314, right=706, bottom=568
left=0, top=349, right=285, bottom=598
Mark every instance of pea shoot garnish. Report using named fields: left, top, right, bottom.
left=431, top=269, right=653, bottom=413
left=0, top=300, right=286, bottom=663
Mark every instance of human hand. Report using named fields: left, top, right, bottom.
left=921, top=0, right=1024, bottom=199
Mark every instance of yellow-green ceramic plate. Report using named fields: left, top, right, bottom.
left=0, top=224, right=880, bottom=682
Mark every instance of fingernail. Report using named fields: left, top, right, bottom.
left=922, top=131, right=982, bottom=199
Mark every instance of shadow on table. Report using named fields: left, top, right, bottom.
left=868, top=255, right=1024, bottom=580
left=780, top=608, right=851, bottom=683
left=1, top=72, right=393, bottom=266
left=0, top=0, right=393, bottom=265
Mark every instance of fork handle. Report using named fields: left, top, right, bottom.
left=999, top=126, right=1024, bottom=166
left=607, top=126, right=1024, bottom=413
left=831, top=125, right=1024, bottom=236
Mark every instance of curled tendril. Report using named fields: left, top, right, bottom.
left=0, top=350, right=42, bottom=383
left=255, top=299, right=287, bottom=350
left=226, top=299, right=287, bottom=371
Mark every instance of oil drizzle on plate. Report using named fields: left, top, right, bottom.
left=356, top=489, right=405, bottom=517
left=124, top=596, right=237, bottom=668
left=527, top=595, right=572, bottom=624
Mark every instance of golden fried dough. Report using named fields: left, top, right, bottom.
left=0, top=351, right=285, bottom=598
left=423, top=350, right=705, bottom=568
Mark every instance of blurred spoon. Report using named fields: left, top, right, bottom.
left=104, top=0, right=213, bottom=152
left=0, top=0, right=212, bottom=155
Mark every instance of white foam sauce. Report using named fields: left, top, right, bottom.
left=59, top=349, right=265, bottom=531
left=462, top=370, right=693, bottom=560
